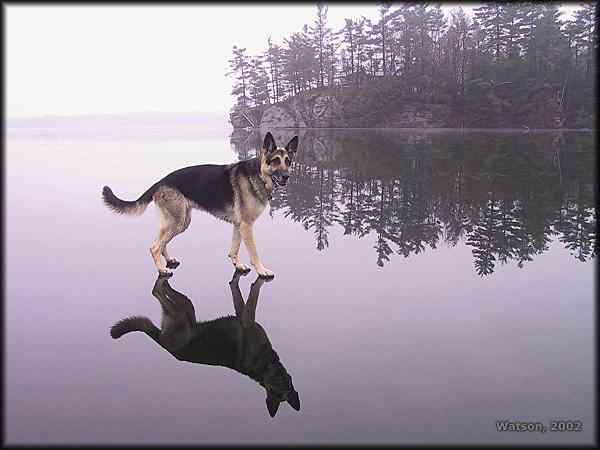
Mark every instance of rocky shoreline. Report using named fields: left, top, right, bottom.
left=230, top=91, right=459, bottom=129
left=230, top=92, right=342, bottom=129
left=230, top=90, right=576, bottom=130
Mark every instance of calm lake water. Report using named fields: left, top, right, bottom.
left=5, top=122, right=596, bottom=445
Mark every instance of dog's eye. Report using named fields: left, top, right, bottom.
left=284, top=157, right=291, bottom=166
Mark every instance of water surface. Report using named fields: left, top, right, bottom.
left=5, top=122, right=596, bottom=445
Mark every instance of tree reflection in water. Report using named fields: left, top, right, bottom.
left=230, top=129, right=596, bottom=276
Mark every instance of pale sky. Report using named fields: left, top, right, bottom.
left=5, top=4, right=579, bottom=118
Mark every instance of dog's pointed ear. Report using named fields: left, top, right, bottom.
left=287, top=390, right=300, bottom=411
left=285, top=136, right=298, bottom=159
left=266, top=396, right=280, bottom=417
left=263, top=132, right=277, bottom=154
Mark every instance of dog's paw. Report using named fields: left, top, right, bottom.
left=257, top=268, right=275, bottom=279
left=166, top=258, right=180, bottom=269
left=158, top=268, right=173, bottom=278
left=253, top=276, right=273, bottom=285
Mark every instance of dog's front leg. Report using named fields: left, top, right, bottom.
left=239, top=221, right=274, bottom=278
left=228, top=224, right=251, bottom=272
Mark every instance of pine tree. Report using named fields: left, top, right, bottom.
left=443, top=8, right=472, bottom=95
left=341, top=18, right=356, bottom=79
left=357, top=16, right=372, bottom=82
left=375, top=2, right=393, bottom=75
left=429, top=3, right=447, bottom=97
left=282, top=32, right=304, bottom=95
left=501, top=4, right=521, bottom=60
left=474, top=2, right=505, bottom=60
left=247, top=55, right=270, bottom=107
left=573, top=3, right=598, bottom=78
left=310, top=2, right=333, bottom=87
left=265, top=37, right=285, bottom=103
left=534, top=4, right=567, bottom=79
left=227, top=46, right=251, bottom=109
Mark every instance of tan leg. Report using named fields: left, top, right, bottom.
left=162, top=206, right=190, bottom=269
left=151, top=186, right=190, bottom=275
left=162, top=246, right=174, bottom=262
left=150, top=227, right=178, bottom=275
left=228, top=224, right=251, bottom=271
left=239, top=221, right=273, bottom=277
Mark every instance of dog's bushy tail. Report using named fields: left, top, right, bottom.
left=110, top=316, right=161, bottom=343
left=102, top=182, right=161, bottom=216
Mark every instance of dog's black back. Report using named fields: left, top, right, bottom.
left=160, top=164, right=236, bottom=218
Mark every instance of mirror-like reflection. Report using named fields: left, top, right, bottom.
left=5, top=123, right=594, bottom=444
left=110, top=270, right=300, bottom=418
left=232, top=129, right=597, bottom=276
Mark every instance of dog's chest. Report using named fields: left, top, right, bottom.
left=235, top=177, right=269, bottom=222
left=240, top=194, right=268, bottom=222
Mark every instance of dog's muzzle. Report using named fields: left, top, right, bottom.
left=272, top=173, right=290, bottom=187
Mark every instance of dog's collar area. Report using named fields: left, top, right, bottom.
left=265, top=179, right=273, bottom=201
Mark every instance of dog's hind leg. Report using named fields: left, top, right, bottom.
left=163, top=206, right=191, bottom=269
left=150, top=186, right=190, bottom=276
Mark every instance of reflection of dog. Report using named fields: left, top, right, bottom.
left=110, top=270, right=300, bottom=418
left=102, top=132, right=298, bottom=277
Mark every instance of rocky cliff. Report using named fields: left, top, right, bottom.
left=230, top=91, right=457, bottom=129
left=260, top=93, right=341, bottom=128
left=230, top=92, right=342, bottom=129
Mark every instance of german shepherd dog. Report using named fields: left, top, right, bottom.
left=102, top=132, right=298, bottom=277
left=110, top=270, right=300, bottom=418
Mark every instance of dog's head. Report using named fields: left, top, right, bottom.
left=260, top=132, right=298, bottom=189
left=263, top=358, right=300, bottom=417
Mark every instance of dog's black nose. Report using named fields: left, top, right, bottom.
left=282, top=174, right=290, bottom=181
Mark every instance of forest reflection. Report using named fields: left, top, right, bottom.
left=231, top=129, right=596, bottom=276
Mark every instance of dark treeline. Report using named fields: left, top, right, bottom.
left=230, top=129, right=596, bottom=275
left=227, top=2, right=597, bottom=128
